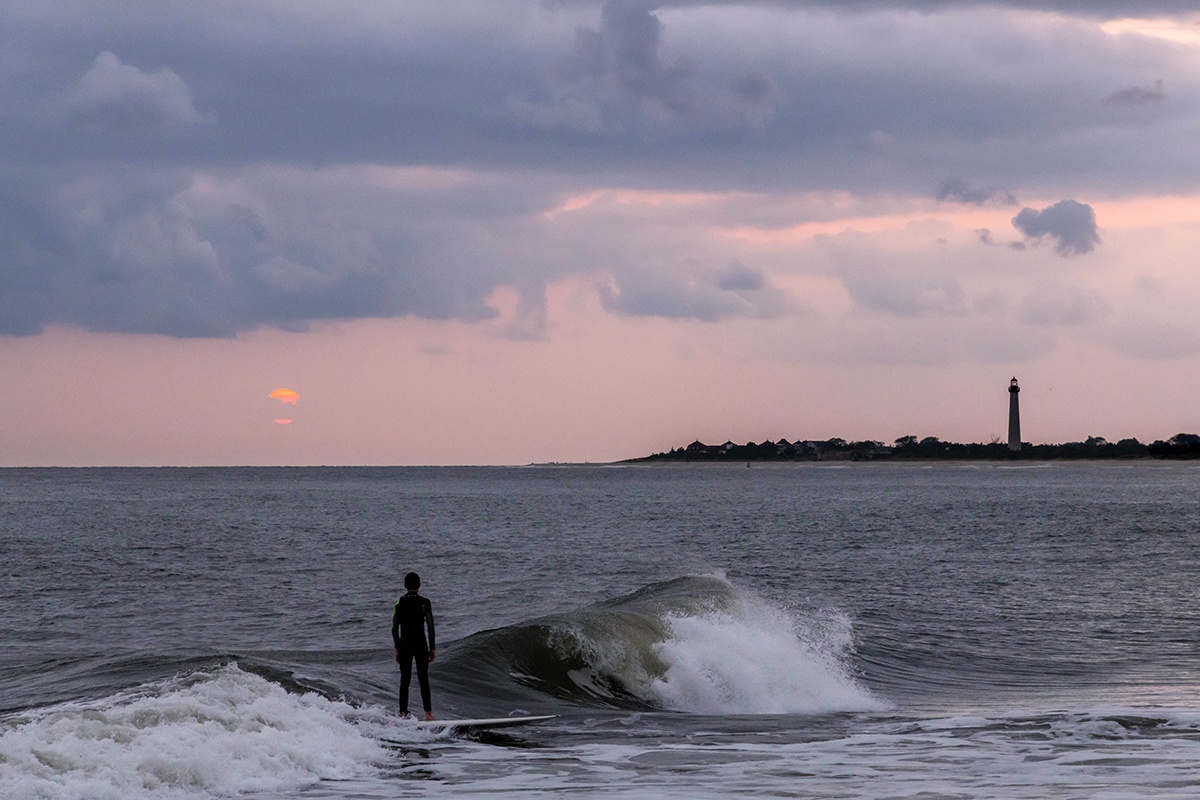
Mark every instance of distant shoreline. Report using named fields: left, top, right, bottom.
left=627, top=434, right=1200, bottom=463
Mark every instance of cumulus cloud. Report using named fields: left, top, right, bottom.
left=514, top=3, right=777, bottom=136
left=589, top=1, right=693, bottom=106
left=56, top=51, right=208, bottom=135
left=0, top=164, right=565, bottom=337
left=521, top=0, right=696, bottom=130
left=1011, top=200, right=1100, bottom=256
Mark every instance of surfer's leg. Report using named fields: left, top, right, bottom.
left=415, top=651, right=432, bottom=719
left=398, top=652, right=413, bottom=715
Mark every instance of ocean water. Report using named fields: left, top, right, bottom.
left=3, top=462, right=1200, bottom=799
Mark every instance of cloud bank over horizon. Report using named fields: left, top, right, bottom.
left=0, top=0, right=1197, bottom=363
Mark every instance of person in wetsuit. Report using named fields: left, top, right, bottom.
left=391, top=571, right=436, bottom=720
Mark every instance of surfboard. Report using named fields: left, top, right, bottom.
left=414, top=714, right=557, bottom=732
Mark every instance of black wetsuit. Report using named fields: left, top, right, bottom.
left=391, top=591, right=436, bottom=714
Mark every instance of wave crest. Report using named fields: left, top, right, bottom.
left=453, top=576, right=885, bottom=715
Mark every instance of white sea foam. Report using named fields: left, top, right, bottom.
left=383, top=710, right=1200, bottom=800
left=646, top=592, right=886, bottom=715
left=0, top=665, right=415, bottom=800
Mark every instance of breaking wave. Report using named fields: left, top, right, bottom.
left=0, top=576, right=883, bottom=798
left=0, top=664, right=409, bottom=800
left=450, top=575, right=885, bottom=715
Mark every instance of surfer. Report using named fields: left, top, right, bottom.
left=392, top=571, right=436, bottom=721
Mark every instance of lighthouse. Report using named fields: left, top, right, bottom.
left=1007, top=377, right=1021, bottom=452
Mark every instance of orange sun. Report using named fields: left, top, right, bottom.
left=269, top=388, right=299, bottom=404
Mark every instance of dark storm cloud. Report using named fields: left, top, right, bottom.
left=0, top=1, right=1195, bottom=336
left=6, top=2, right=1196, bottom=187
left=0, top=163, right=570, bottom=337
left=1011, top=200, right=1100, bottom=256
left=0, top=170, right=231, bottom=337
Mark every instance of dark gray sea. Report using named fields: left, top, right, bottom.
left=3, top=462, right=1200, bottom=799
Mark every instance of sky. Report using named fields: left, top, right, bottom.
left=1, top=0, right=1199, bottom=466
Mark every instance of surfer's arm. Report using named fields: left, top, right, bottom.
left=391, top=604, right=402, bottom=655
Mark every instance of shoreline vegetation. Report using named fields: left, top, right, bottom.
left=628, top=433, right=1200, bottom=463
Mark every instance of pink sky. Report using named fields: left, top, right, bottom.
left=1, top=3, right=1198, bottom=465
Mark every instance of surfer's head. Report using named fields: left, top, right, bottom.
left=404, top=572, right=421, bottom=591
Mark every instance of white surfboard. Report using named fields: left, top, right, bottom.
left=414, top=714, right=557, bottom=732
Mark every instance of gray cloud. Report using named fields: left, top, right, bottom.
left=937, top=178, right=1017, bottom=206
left=588, top=1, right=694, bottom=107
left=0, top=1, right=1195, bottom=337
left=0, top=164, right=568, bottom=337
left=1011, top=200, right=1100, bottom=256
left=54, top=51, right=208, bottom=136
left=598, top=258, right=792, bottom=321
left=514, top=0, right=698, bottom=134
left=3, top=3, right=1195, bottom=189
left=576, top=1, right=1200, bottom=15
left=714, top=259, right=765, bottom=291
left=1105, top=79, right=1165, bottom=106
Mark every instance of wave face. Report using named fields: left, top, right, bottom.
left=447, top=575, right=885, bottom=714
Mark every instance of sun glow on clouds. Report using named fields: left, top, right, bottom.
left=1102, top=18, right=1200, bottom=46
left=542, top=189, right=733, bottom=221
left=544, top=188, right=1024, bottom=244
left=362, top=164, right=480, bottom=190
left=719, top=205, right=1002, bottom=244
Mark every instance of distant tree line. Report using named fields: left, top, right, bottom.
left=633, top=433, right=1200, bottom=462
